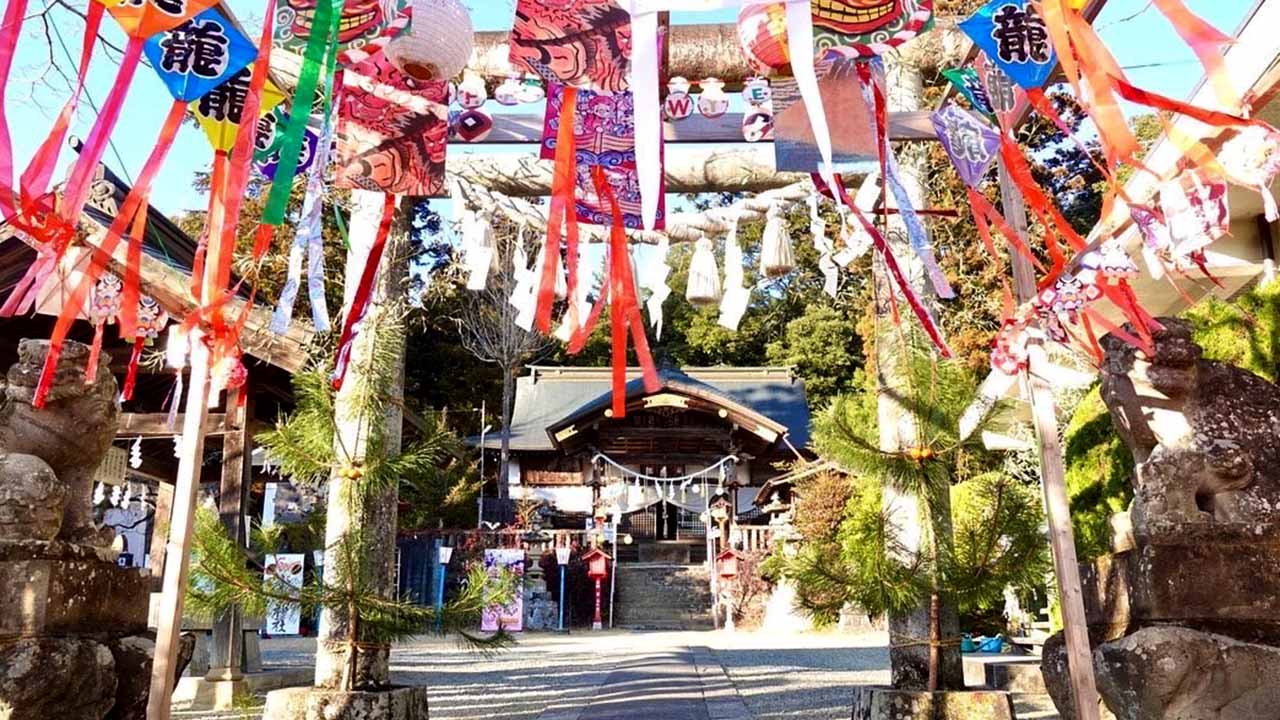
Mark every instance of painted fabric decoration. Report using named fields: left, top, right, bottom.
left=812, top=0, right=935, bottom=59
left=932, top=103, right=1000, bottom=188
left=254, top=108, right=322, bottom=181
left=540, top=84, right=665, bottom=229
left=942, top=67, right=994, bottom=117
left=190, top=69, right=286, bottom=152
left=104, top=0, right=223, bottom=40
left=960, top=0, right=1055, bottom=90
left=509, top=0, right=632, bottom=95
left=771, top=57, right=876, bottom=173
left=336, top=51, right=449, bottom=197
left=275, top=0, right=410, bottom=56
left=144, top=8, right=258, bottom=102
left=974, top=53, right=1025, bottom=130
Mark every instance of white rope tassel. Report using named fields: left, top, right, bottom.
left=760, top=204, right=794, bottom=278
left=686, top=236, right=722, bottom=305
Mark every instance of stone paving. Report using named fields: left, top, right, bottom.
left=179, top=629, right=1062, bottom=720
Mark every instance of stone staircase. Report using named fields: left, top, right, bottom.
left=614, top=562, right=714, bottom=630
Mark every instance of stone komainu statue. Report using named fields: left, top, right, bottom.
left=0, top=339, right=120, bottom=545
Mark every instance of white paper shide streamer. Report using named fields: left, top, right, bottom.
left=462, top=209, right=498, bottom=291
left=718, top=215, right=750, bottom=331
left=809, top=195, right=838, bottom=298
left=641, top=237, right=672, bottom=339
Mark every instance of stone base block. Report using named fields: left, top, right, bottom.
left=851, top=687, right=1015, bottom=720
left=173, top=668, right=313, bottom=711
left=0, top=636, right=116, bottom=720
left=0, top=540, right=150, bottom=637
left=1083, top=541, right=1280, bottom=645
left=263, top=686, right=429, bottom=720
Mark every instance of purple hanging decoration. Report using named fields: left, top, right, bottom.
left=932, top=102, right=1000, bottom=189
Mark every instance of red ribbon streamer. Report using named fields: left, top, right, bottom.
left=814, top=173, right=952, bottom=358
left=331, top=193, right=397, bottom=391
left=536, top=86, right=580, bottom=335
left=20, top=1, right=105, bottom=208
left=32, top=99, right=187, bottom=407
left=58, top=37, right=145, bottom=228
left=1149, top=0, right=1239, bottom=111
left=587, top=167, right=659, bottom=417
left=123, top=336, right=144, bottom=401
left=0, top=0, right=30, bottom=218
left=117, top=200, right=149, bottom=340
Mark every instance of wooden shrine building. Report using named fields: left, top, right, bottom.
left=474, top=365, right=811, bottom=560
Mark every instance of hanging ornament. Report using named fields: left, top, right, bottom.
left=742, top=76, right=772, bottom=108
left=384, top=0, right=475, bottom=82
left=86, top=273, right=124, bottom=384
left=454, top=109, right=494, bottom=143
left=137, top=483, right=148, bottom=508
left=696, top=78, right=730, bottom=119
left=129, top=437, right=143, bottom=470
left=462, top=209, right=499, bottom=290
left=121, top=483, right=133, bottom=509
left=517, top=76, right=546, bottom=104
left=1159, top=169, right=1229, bottom=257
left=759, top=204, right=795, bottom=278
left=664, top=77, right=695, bottom=121
left=959, top=0, right=1056, bottom=90
left=686, top=237, right=723, bottom=306
left=457, top=73, right=488, bottom=109
left=92, top=482, right=106, bottom=507
left=494, top=75, right=523, bottom=105
left=1219, top=126, right=1280, bottom=222
left=121, top=295, right=169, bottom=402
left=991, top=314, right=1031, bottom=376
left=742, top=105, right=775, bottom=143
left=109, top=484, right=123, bottom=508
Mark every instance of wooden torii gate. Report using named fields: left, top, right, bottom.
left=148, top=9, right=1116, bottom=720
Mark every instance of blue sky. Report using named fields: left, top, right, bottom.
left=2, top=0, right=1255, bottom=218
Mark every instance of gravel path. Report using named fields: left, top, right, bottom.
left=178, top=629, right=1061, bottom=719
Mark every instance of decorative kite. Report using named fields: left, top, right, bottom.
left=190, top=69, right=286, bottom=152
left=933, top=103, right=1000, bottom=189
left=959, top=0, right=1056, bottom=90
left=144, top=8, right=258, bottom=102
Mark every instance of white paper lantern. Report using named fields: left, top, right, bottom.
left=685, top=237, right=722, bottom=306
left=760, top=204, right=794, bottom=278
left=385, top=0, right=475, bottom=82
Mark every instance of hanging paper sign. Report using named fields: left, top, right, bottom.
left=974, top=53, right=1025, bottom=131
left=959, top=0, right=1056, bottom=90
left=254, top=108, right=321, bottom=181
left=932, top=103, right=1000, bottom=189
left=336, top=51, right=449, bottom=197
left=190, top=69, right=286, bottom=152
left=813, top=0, right=935, bottom=59
left=942, top=67, right=995, bottom=117
left=509, top=0, right=631, bottom=95
left=274, top=0, right=410, bottom=56
left=143, top=8, right=258, bottom=102
left=771, top=57, right=876, bottom=173
left=104, top=0, right=223, bottom=40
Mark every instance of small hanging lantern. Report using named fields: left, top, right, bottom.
left=685, top=236, right=723, bottom=306
left=742, top=76, right=772, bottom=107
left=517, top=76, right=546, bottom=104
left=697, top=78, right=730, bottom=119
left=759, top=204, right=794, bottom=278
left=664, top=77, right=694, bottom=121
left=384, top=0, right=475, bottom=82
left=494, top=75, right=523, bottom=105
left=456, top=73, right=488, bottom=110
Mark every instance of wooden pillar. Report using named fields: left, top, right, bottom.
left=206, top=379, right=255, bottom=688
left=998, top=161, right=1102, bottom=720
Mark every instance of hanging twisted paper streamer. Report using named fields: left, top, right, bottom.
left=641, top=237, right=672, bottom=338
left=272, top=80, right=342, bottom=335
left=331, top=191, right=397, bottom=390
left=809, top=195, right=838, bottom=298
left=814, top=173, right=952, bottom=358
left=857, top=60, right=953, bottom=300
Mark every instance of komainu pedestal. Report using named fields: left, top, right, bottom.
left=1043, top=320, right=1280, bottom=720
left=0, top=340, right=154, bottom=720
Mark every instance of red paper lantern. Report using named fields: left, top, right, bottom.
left=737, top=3, right=791, bottom=74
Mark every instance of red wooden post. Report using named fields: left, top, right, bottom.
left=593, top=578, right=603, bottom=630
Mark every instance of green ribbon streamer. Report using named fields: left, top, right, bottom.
left=260, top=0, right=343, bottom=226
left=333, top=202, right=349, bottom=251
